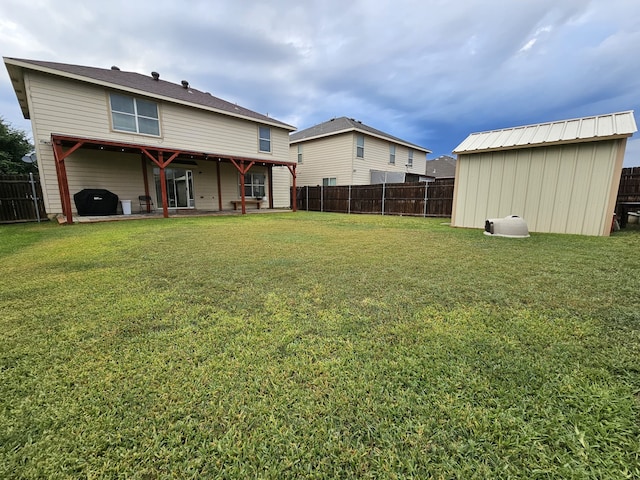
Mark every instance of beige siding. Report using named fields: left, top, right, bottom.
left=65, top=151, right=144, bottom=213
left=24, top=71, right=291, bottom=215
left=452, top=140, right=625, bottom=236
left=291, top=133, right=428, bottom=186
left=291, top=133, right=354, bottom=186
left=271, top=166, right=292, bottom=208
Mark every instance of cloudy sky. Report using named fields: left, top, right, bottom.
left=1, top=0, right=639, bottom=166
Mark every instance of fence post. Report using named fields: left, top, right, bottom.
left=423, top=182, right=428, bottom=217
left=381, top=182, right=386, bottom=216
left=348, top=185, right=351, bottom=214
left=306, top=186, right=309, bottom=211
left=29, top=172, right=41, bottom=222
left=321, top=184, right=323, bottom=212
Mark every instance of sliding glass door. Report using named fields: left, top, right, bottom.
left=153, top=167, right=194, bottom=208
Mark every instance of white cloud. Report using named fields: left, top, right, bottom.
left=0, top=0, right=639, bottom=159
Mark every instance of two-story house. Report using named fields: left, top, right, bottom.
left=289, top=117, right=431, bottom=186
left=4, top=58, right=298, bottom=222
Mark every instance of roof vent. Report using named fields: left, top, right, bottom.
left=151, top=71, right=159, bottom=80
left=111, top=66, right=120, bottom=71
left=181, top=80, right=189, bottom=89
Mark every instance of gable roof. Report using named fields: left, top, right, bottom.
left=3, top=57, right=295, bottom=130
left=425, top=155, right=456, bottom=178
left=290, top=116, right=431, bottom=153
left=453, top=111, right=637, bottom=154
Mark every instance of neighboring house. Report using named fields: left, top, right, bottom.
left=289, top=117, right=431, bottom=186
left=3, top=57, right=298, bottom=222
left=452, top=111, right=637, bottom=236
left=425, top=155, right=456, bottom=178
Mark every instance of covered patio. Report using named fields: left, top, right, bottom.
left=51, top=134, right=298, bottom=224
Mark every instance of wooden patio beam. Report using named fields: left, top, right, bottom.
left=287, top=164, right=297, bottom=212
left=52, top=139, right=85, bottom=224
left=230, top=158, right=255, bottom=214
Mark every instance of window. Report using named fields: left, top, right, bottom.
left=297, top=144, right=303, bottom=163
left=110, top=93, right=159, bottom=136
left=389, top=144, right=396, bottom=164
left=243, top=173, right=265, bottom=198
left=356, top=134, right=364, bottom=158
left=408, top=149, right=414, bottom=167
left=259, top=126, right=271, bottom=153
left=323, top=177, right=337, bottom=186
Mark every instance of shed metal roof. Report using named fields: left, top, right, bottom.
left=290, top=116, right=431, bottom=153
left=453, top=111, right=637, bottom=154
left=3, top=57, right=295, bottom=130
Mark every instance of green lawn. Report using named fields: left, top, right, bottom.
left=1, top=212, right=639, bottom=479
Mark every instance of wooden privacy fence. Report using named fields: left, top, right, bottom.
left=616, top=166, right=640, bottom=227
left=0, top=174, right=47, bottom=223
left=617, top=167, right=640, bottom=202
left=294, top=178, right=454, bottom=217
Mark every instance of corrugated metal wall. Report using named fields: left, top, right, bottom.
left=452, top=139, right=626, bottom=236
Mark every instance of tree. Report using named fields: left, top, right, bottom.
left=0, top=117, right=35, bottom=174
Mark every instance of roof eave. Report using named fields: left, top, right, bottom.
left=291, top=126, right=431, bottom=153
left=4, top=61, right=30, bottom=119
left=3, top=57, right=296, bottom=131
left=290, top=127, right=355, bottom=144
left=453, top=133, right=635, bottom=155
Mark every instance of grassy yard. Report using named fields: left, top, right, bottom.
left=1, top=212, right=639, bottom=479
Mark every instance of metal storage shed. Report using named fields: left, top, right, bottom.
left=451, top=111, right=637, bottom=236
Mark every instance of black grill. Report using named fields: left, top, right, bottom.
left=73, top=189, right=119, bottom=216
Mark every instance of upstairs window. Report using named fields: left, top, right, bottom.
left=408, top=149, right=414, bottom=167
left=297, top=144, right=303, bottom=163
left=110, top=93, right=159, bottom=136
left=389, top=144, right=396, bottom=164
left=259, top=126, right=271, bottom=153
left=356, top=134, right=364, bottom=158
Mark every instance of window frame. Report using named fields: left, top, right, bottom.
left=297, top=144, right=303, bottom=163
left=242, top=172, right=266, bottom=198
left=389, top=144, right=396, bottom=164
left=408, top=148, right=414, bottom=167
left=356, top=134, right=364, bottom=159
left=258, top=126, right=271, bottom=153
left=322, top=177, right=337, bottom=186
left=109, top=93, right=160, bottom=136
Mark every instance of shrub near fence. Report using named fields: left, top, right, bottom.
left=295, top=178, right=454, bottom=217
left=0, top=174, right=47, bottom=223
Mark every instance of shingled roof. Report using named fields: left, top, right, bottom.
left=4, top=57, right=295, bottom=130
left=290, top=116, right=430, bottom=153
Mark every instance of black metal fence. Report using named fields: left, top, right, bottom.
left=294, top=178, right=454, bottom=217
left=0, top=174, right=47, bottom=223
